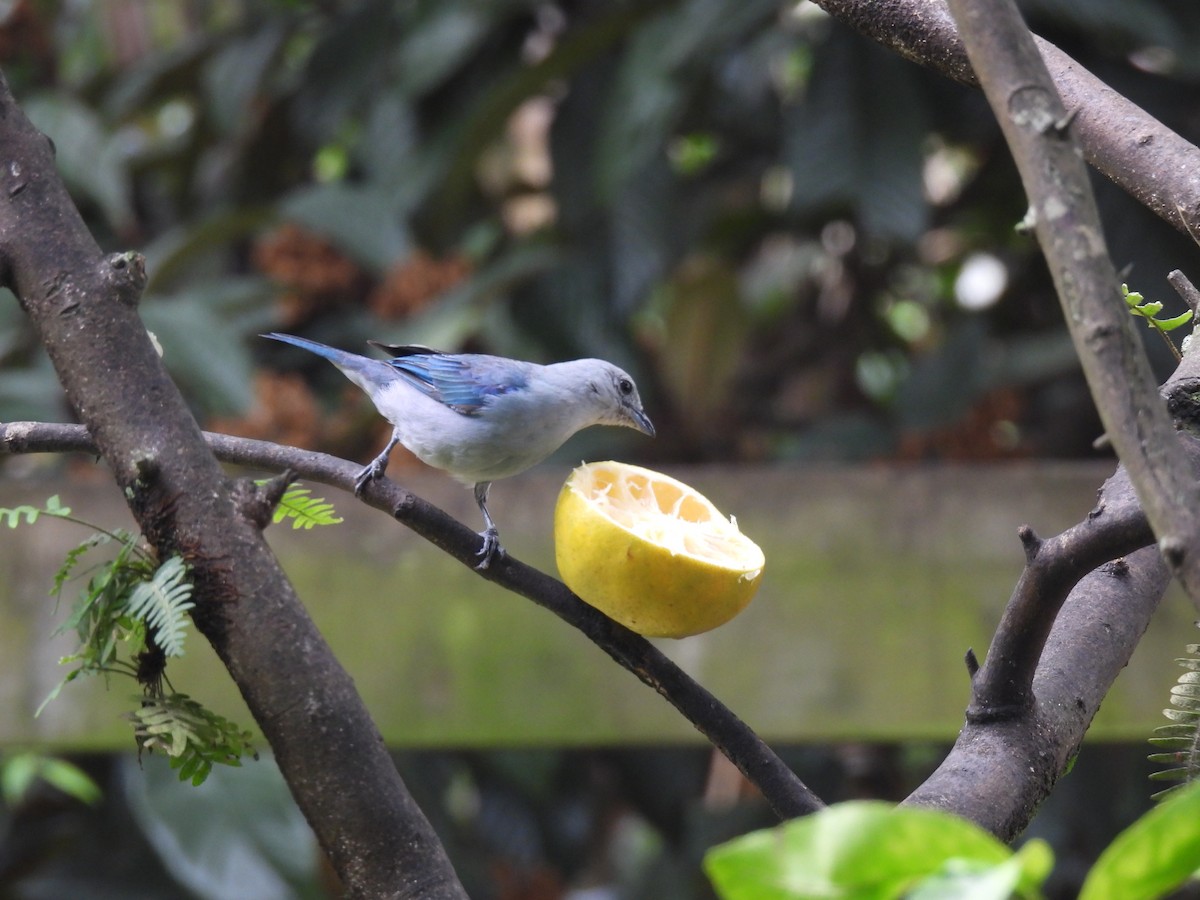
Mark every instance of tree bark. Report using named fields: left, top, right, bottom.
left=0, top=70, right=466, bottom=899
left=854, top=0, right=1200, bottom=835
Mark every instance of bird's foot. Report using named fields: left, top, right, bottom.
left=475, top=527, right=505, bottom=571
left=353, top=460, right=386, bottom=496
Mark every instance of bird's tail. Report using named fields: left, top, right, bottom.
left=261, top=332, right=394, bottom=395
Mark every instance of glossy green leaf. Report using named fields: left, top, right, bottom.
left=1079, top=780, right=1200, bottom=900
left=704, top=801, right=1015, bottom=900
left=1156, top=310, right=1194, bottom=331
left=909, top=840, right=1054, bottom=900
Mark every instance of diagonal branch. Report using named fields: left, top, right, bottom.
left=888, top=0, right=1200, bottom=838
left=943, top=0, right=1200, bottom=606
left=0, top=420, right=823, bottom=820
left=966, top=467, right=1156, bottom=719
left=808, top=0, right=1200, bottom=836
left=906, top=534, right=1171, bottom=839
left=905, top=385, right=1199, bottom=836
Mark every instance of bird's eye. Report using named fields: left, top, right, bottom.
left=618, top=377, right=634, bottom=396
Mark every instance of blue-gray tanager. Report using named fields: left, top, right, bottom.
left=262, top=333, right=655, bottom=568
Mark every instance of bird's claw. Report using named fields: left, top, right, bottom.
left=354, top=460, right=385, bottom=496
left=475, top=527, right=505, bottom=571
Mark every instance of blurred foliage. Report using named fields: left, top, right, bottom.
left=0, top=744, right=1169, bottom=899
left=3, top=0, right=1200, bottom=468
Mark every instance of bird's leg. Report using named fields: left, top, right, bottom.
left=354, top=430, right=401, bottom=496
left=473, top=481, right=504, bottom=570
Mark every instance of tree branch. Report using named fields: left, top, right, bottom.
left=810, top=0, right=1200, bottom=240
left=884, top=0, right=1200, bottom=838
left=943, top=0, right=1200, bottom=606
left=906, top=536, right=1171, bottom=839
left=904, top=379, right=1200, bottom=837
left=966, top=468, right=1156, bottom=718
left=903, top=398, right=1199, bottom=837
left=0, top=71, right=466, bottom=899
left=1168, top=270, right=1200, bottom=317
left=0, top=420, right=823, bottom=820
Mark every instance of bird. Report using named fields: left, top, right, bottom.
left=261, top=333, right=655, bottom=568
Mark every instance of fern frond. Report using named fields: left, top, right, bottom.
left=269, top=483, right=344, bottom=529
left=1150, top=642, right=1200, bottom=800
left=0, top=495, right=72, bottom=528
left=125, top=557, right=194, bottom=658
left=128, top=693, right=256, bottom=785
left=60, top=536, right=144, bottom=654
left=51, top=531, right=120, bottom=600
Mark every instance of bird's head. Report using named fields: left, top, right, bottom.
left=581, top=361, right=655, bottom=438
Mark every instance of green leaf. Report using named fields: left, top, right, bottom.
left=908, top=840, right=1054, bottom=900
left=32, top=756, right=103, bottom=805
left=0, top=753, right=40, bottom=805
left=594, top=0, right=778, bottom=200
left=1157, top=310, right=1194, bottom=331
left=1079, top=780, right=1200, bottom=899
left=129, top=694, right=256, bottom=786
left=0, top=495, right=71, bottom=528
left=704, top=801, right=1015, bottom=900
left=393, top=4, right=493, bottom=96
left=51, top=531, right=115, bottom=599
left=1, top=753, right=102, bottom=807
left=267, top=484, right=343, bottom=530
left=0, top=504, right=42, bottom=527
left=42, top=495, right=71, bottom=517
left=125, top=557, right=195, bottom=657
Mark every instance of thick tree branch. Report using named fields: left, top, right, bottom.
left=906, top=536, right=1170, bottom=839
left=900, top=287, right=1200, bottom=840
left=904, top=407, right=1199, bottom=837
left=811, top=0, right=1200, bottom=239
left=944, top=0, right=1200, bottom=606
left=0, top=420, right=823, bottom=820
left=0, top=71, right=465, bottom=899
left=967, top=470, right=1156, bottom=718
left=886, top=0, right=1200, bottom=838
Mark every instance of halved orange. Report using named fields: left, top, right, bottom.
left=554, top=461, right=765, bottom=638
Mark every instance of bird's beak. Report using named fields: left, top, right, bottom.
left=628, top=406, right=655, bottom=438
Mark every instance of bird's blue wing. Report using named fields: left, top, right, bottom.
left=384, top=352, right=529, bottom=415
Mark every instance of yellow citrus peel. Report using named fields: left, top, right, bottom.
left=554, top=461, right=764, bottom=638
